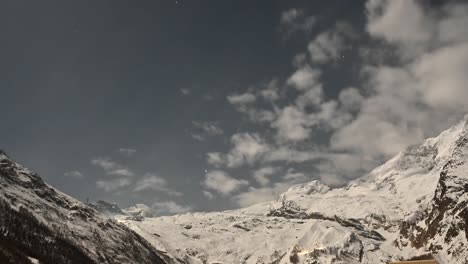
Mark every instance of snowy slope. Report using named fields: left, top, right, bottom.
left=0, top=151, right=169, bottom=264
left=120, top=117, right=468, bottom=263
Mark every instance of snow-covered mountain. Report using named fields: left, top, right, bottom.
left=1, top=117, right=467, bottom=263
left=0, top=151, right=169, bottom=264
left=118, top=117, right=468, bottom=263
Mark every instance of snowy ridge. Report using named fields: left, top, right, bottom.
left=0, top=151, right=168, bottom=264
left=119, top=117, right=468, bottom=263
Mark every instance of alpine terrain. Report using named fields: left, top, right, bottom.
left=1, top=117, right=468, bottom=263
left=117, top=117, right=468, bottom=263
left=0, top=151, right=169, bottom=264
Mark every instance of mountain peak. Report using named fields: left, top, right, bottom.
left=0, top=151, right=167, bottom=264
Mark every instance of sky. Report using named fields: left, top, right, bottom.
left=1, top=0, right=468, bottom=215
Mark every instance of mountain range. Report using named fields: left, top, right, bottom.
left=1, top=117, right=468, bottom=263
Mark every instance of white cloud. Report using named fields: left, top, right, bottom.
left=152, top=201, right=192, bottom=215
left=119, top=148, right=136, bottom=157
left=227, top=133, right=269, bottom=167
left=413, top=43, right=468, bottom=110
left=191, top=121, right=224, bottom=141
left=252, top=167, right=278, bottom=186
left=338, top=87, right=364, bottom=112
left=211, top=1, right=468, bottom=203
left=366, top=0, right=434, bottom=47
left=307, top=22, right=356, bottom=64
left=227, top=86, right=279, bottom=123
left=260, top=79, right=281, bottom=101
left=272, top=106, right=310, bottom=142
left=263, top=147, right=323, bottom=163
left=233, top=182, right=290, bottom=207
left=134, top=173, right=182, bottom=196
left=287, top=66, right=321, bottom=91
left=295, top=85, right=323, bottom=110
left=280, top=8, right=302, bottom=26
left=109, top=168, right=135, bottom=177
left=64, top=170, right=84, bottom=179
left=206, top=133, right=269, bottom=168
left=91, top=157, right=118, bottom=171
left=227, top=92, right=256, bottom=105
left=203, top=190, right=215, bottom=200
left=91, top=157, right=135, bottom=177
left=330, top=0, right=468, bottom=173
left=206, top=152, right=224, bottom=167
left=203, top=170, right=248, bottom=196
left=180, top=88, right=191, bottom=95
left=280, top=8, right=316, bottom=36
left=233, top=169, right=311, bottom=207
left=96, top=178, right=131, bottom=192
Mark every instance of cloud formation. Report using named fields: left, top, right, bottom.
left=152, top=201, right=192, bottom=215
left=64, top=170, right=84, bottom=179
left=191, top=121, right=224, bottom=141
left=209, top=0, right=468, bottom=208
left=96, top=178, right=131, bottom=192
left=280, top=8, right=316, bottom=36
left=134, top=173, right=182, bottom=196
left=91, top=157, right=135, bottom=177
left=202, top=170, right=248, bottom=196
left=180, top=88, right=191, bottom=95
left=207, top=133, right=269, bottom=168
left=307, top=22, right=355, bottom=63
left=119, top=148, right=137, bottom=157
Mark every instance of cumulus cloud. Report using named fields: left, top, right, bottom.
left=338, top=87, right=364, bottom=112
left=233, top=169, right=311, bottom=207
left=152, top=201, right=192, bottom=215
left=203, top=190, right=215, bottom=200
left=91, top=157, right=135, bottom=177
left=329, top=0, right=468, bottom=177
left=119, top=148, right=136, bottom=157
left=64, top=170, right=84, bottom=179
left=287, top=66, right=321, bottom=91
left=260, top=79, right=281, bottom=102
left=227, top=92, right=256, bottom=105
left=191, top=121, right=224, bottom=141
left=252, top=167, right=279, bottom=186
left=280, top=8, right=316, bottom=36
left=307, top=22, right=355, bottom=63
left=96, top=178, right=131, bottom=192
left=233, top=182, right=290, bottom=207
left=330, top=0, right=468, bottom=165
left=207, top=133, right=269, bottom=168
left=203, top=170, right=248, bottom=196
left=272, top=106, right=311, bottom=142
left=134, top=173, right=182, bottom=196
left=366, top=0, right=434, bottom=49
left=227, top=84, right=281, bottom=123
left=208, top=1, right=468, bottom=207
left=180, top=88, right=191, bottom=95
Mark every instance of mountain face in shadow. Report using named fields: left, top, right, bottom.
left=0, top=150, right=168, bottom=264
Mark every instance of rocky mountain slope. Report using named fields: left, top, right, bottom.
left=118, top=117, right=468, bottom=263
left=0, top=151, right=169, bottom=264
